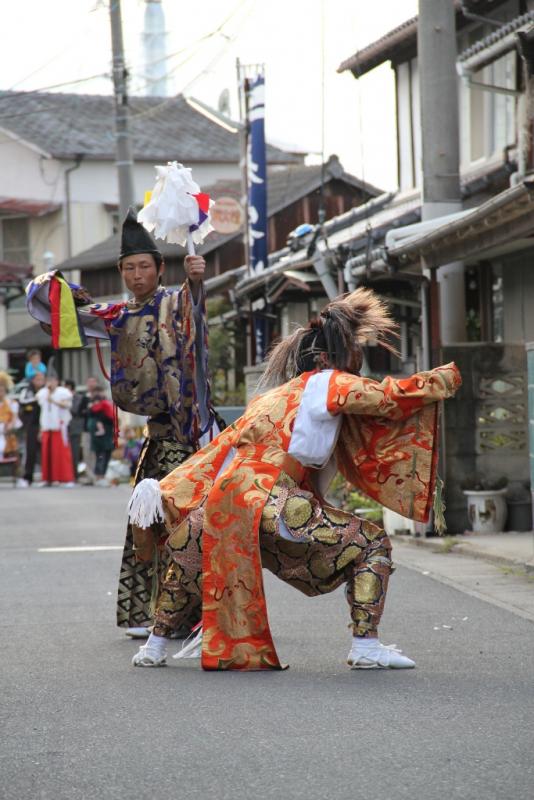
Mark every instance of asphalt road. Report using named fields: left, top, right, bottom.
left=1, top=484, right=533, bottom=800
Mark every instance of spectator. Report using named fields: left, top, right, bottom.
left=122, top=426, right=143, bottom=478
left=79, top=376, right=98, bottom=485
left=0, top=371, right=21, bottom=463
left=87, top=386, right=114, bottom=488
left=17, top=371, right=46, bottom=487
left=65, top=379, right=86, bottom=481
left=36, top=374, right=75, bottom=487
left=24, top=349, right=47, bottom=381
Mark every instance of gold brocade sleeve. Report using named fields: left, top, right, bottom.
left=327, top=363, right=462, bottom=420
left=159, top=419, right=243, bottom=527
left=329, top=364, right=461, bottom=522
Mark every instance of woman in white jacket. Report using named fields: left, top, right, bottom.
left=36, top=375, right=75, bottom=487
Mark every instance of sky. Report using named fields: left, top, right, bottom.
left=0, top=0, right=418, bottom=191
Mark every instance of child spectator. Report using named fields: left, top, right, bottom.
left=122, top=426, right=143, bottom=478
left=87, top=386, right=114, bottom=487
left=65, top=379, right=86, bottom=481
left=24, top=350, right=47, bottom=381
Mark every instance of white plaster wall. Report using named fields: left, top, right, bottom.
left=69, top=202, right=113, bottom=255
left=30, top=211, right=67, bottom=273
left=5, top=307, right=31, bottom=338
left=0, top=130, right=241, bottom=207
left=396, top=62, right=414, bottom=191
left=68, top=159, right=240, bottom=204
left=0, top=132, right=65, bottom=202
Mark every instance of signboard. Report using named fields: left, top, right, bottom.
left=210, top=197, right=244, bottom=234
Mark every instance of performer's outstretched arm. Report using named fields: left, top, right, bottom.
left=327, top=363, right=462, bottom=420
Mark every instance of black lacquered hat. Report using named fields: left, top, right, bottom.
left=119, top=208, right=161, bottom=259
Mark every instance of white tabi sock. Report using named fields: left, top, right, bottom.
left=352, top=636, right=380, bottom=650
left=146, top=633, right=169, bottom=655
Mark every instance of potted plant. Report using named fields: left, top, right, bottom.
left=461, top=476, right=508, bottom=534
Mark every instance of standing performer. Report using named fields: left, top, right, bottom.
left=26, top=209, right=213, bottom=636
left=129, top=289, right=461, bottom=671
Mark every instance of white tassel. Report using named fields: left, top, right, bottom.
left=173, top=626, right=202, bottom=660
left=127, top=478, right=164, bottom=528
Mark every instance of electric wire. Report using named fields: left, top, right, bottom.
left=7, top=0, right=107, bottom=90
left=0, top=0, right=253, bottom=123
left=129, top=2, right=254, bottom=120
left=0, top=73, right=110, bottom=106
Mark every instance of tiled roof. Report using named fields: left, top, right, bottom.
left=337, top=1, right=511, bottom=78
left=458, top=9, right=534, bottom=64
left=337, top=17, right=418, bottom=76
left=0, top=197, right=60, bottom=217
left=0, top=322, right=50, bottom=351
left=58, top=158, right=381, bottom=272
left=0, top=90, right=300, bottom=164
left=0, top=261, right=33, bottom=284
left=199, top=156, right=382, bottom=255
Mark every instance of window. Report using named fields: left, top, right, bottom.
left=459, top=21, right=517, bottom=167
left=396, top=59, right=421, bottom=190
left=0, top=217, right=30, bottom=264
left=109, top=210, right=120, bottom=235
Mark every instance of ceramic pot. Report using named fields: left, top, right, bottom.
left=463, top=488, right=508, bottom=533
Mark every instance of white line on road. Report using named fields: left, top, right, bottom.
left=38, top=546, right=123, bottom=553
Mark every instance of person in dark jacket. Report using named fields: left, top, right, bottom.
left=65, top=379, right=87, bottom=481
left=17, top=372, right=46, bottom=487
left=87, top=386, right=114, bottom=487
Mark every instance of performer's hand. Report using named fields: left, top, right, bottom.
left=184, top=255, right=206, bottom=285
left=132, top=525, right=154, bottom=562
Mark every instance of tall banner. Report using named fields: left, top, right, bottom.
left=246, top=72, right=268, bottom=361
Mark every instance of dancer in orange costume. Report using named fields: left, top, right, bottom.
left=129, top=288, right=461, bottom=671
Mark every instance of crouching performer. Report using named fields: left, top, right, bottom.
left=129, top=288, right=461, bottom=671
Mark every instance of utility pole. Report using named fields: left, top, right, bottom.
left=418, top=0, right=466, bottom=350
left=109, top=0, right=135, bottom=222
left=236, top=58, right=254, bottom=367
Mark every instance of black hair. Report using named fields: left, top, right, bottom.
left=295, top=321, right=363, bottom=375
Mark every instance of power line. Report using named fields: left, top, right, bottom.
left=0, top=73, right=110, bottom=105
left=0, top=0, right=253, bottom=122
left=130, top=0, right=254, bottom=120
left=139, top=0, right=251, bottom=71
left=8, top=1, right=107, bottom=90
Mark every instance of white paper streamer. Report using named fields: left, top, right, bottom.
left=137, top=161, right=213, bottom=247
left=173, top=626, right=203, bottom=660
left=127, top=478, right=164, bottom=528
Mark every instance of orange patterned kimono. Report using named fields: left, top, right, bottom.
left=158, top=363, right=461, bottom=671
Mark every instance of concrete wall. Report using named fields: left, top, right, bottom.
left=441, top=343, right=528, bottom=532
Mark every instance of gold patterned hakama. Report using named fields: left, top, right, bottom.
left=153, top=470, right=393, bottom=639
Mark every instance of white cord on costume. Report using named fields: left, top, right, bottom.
left=127, top=478, right=164, bottom=528
left=173, top=626, right=203, bottom=660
